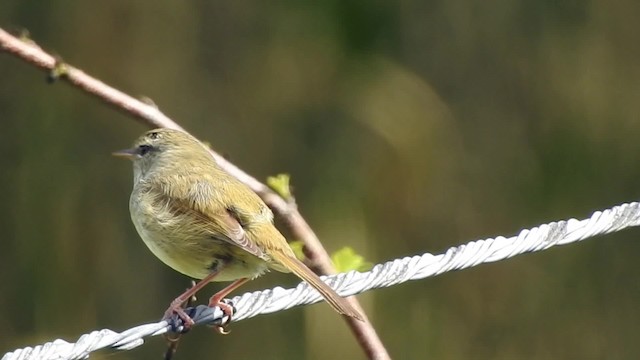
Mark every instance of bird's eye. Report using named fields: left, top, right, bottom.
left=138, top=144, right=153, bottom=156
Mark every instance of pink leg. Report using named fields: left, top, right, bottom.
left=163, top=270, right=221, bottom=328
left=208, top=278, right=250, bottom=334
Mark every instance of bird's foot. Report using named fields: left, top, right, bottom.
left=163, top=298, right=195, bottom=332
left=208, top=297, right=235, bottom=334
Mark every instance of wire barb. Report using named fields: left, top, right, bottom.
left=3, top=201, right=640, bottom=360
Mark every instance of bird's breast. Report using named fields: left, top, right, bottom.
left=129, top=190, right=268, bottom=281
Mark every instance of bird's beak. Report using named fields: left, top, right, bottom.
left=112, top=148, right=138, bottom=160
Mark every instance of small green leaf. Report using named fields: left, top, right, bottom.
left=332, top=247, right=372, bottom=272
left=289, top=240, right=305, bottom=261
left=267, top=173, right=292, bottom=200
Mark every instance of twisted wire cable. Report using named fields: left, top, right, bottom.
left=4, top=201, right=639, bottom=360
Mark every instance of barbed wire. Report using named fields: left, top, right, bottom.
left=4, top=201, right=640, bottom=360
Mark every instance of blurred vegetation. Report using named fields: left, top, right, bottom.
left=1, top=1, right=640, bottom=359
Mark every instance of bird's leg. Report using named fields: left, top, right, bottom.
left=208, top=277, right=250, bottom=312
left=207, top=277, right=250, bottom=334
left=163, top=270, right=221, bottom=329
left=163, top=280, right=197, bottom=360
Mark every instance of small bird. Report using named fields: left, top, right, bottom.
left=114, top=128, right=363, bottom=327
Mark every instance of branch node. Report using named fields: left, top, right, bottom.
left=47, top=57, right=69, bottom=83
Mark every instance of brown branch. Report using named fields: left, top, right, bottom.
left=0, top=28, right=390, bottom=359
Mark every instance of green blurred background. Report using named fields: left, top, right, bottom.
left=2, top=1, right=640, bottom=359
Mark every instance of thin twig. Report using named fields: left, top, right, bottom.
left=0, top=27, right=390, bottom=359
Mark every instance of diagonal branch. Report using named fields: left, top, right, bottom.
left=0, top=27, right=389, bottom=359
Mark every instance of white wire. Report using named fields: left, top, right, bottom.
left=3, top=201, right=640, bottom=360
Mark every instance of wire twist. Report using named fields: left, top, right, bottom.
left=4, top=201, right=640, bottom=360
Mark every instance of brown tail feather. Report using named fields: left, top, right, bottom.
left=270, top=251, right=364, bottom=321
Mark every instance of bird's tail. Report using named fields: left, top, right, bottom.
left=269, top=251, right=364, bottom=321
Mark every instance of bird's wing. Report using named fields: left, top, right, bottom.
left=153, top=177, right=269, bottom=261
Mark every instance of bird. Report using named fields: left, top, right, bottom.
left=113, top=128, right=363, bottom=328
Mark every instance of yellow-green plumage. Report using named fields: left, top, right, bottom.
left=117, top=128, right=362, bottom=321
